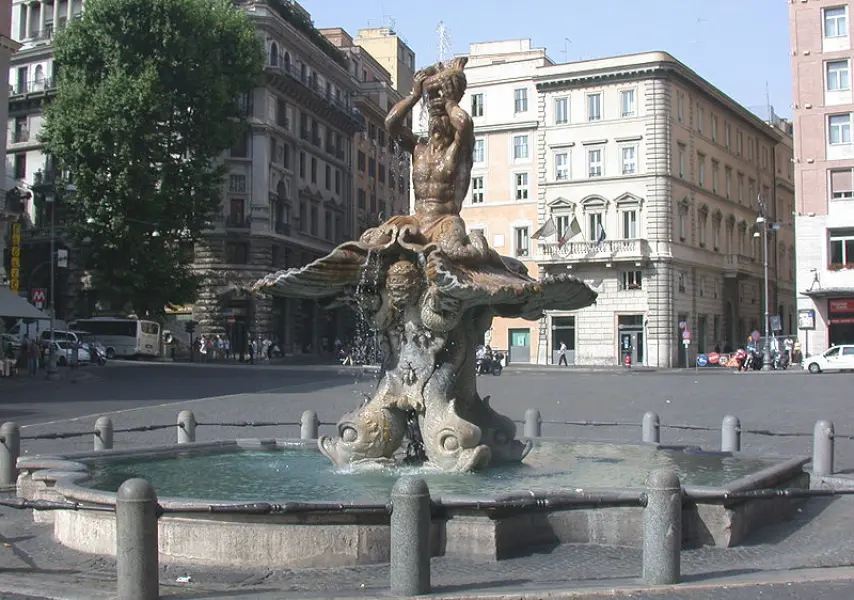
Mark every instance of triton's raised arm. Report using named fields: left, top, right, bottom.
left=385, top=68, right=433, bottom=153
left=441, top=67, right=473, bottom=147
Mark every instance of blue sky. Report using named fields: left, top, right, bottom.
left=299, top=0, right=792, bottom=118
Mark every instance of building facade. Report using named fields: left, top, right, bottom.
left=790, top=0, right=854, bottom=357
left=0, top=0, right=22, bottom=288
left=353, top=27, right=415, bottom=97
left=320, top=27, right=411, bottom=231
left=416, top=43, right=796, bottom=367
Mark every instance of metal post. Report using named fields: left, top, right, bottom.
left=761, top=221, right=772, bottom=371
left=523, top=408, right=542, bottom=438
left=812, top=420, right=834, bottom=476
left=721, top=415, right=741, bottom=452
left=390, top=477, right=431, bottom=596
left=46, top=195, right=58, bottom=380
left=116, top=478, right=159, bottom=600
left=300, top=410, right=319, bottom=440
left=0, top=422, right=21, bottom=489
left=643, top=469, right=682, bottom=585
left=642, top=411, right=660, bottom=443
left=177, top=410, right=196, bottom=444
left=94, top=416, right=113, bottom=451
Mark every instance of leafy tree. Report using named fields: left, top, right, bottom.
left=41, top=0, right=263, bottom=317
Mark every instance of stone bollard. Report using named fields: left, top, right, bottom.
left=642, top=412, right=660, bottom=444
left=813, top=420, right=835, bottom=476
left=721, top=415, right=741, bottom=452
left=300, top=410, right=320, bottom=440
left=643, top=469, right=682, bottom=585
left=0, top=422, right=20, bottom=489
left=523, top=408, right=542, bottom=438
left=177, top=410, right=196, bottom=444
left=390, top=477, right=431, bottom=596
left=116, top=478, right=159, bottom=600
left=94, top=416, right=114, bottom=451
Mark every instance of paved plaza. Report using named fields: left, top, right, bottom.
left=2, top=363, right=854, bottom=599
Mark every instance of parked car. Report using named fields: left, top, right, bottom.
left=804, top=345, right=854, bottom=374
left=46, top=340, right=92, bottom=366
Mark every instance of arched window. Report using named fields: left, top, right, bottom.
left=34, top=65, right=45, bottom=90
left=284, top=52, right=290, bottom=70
left=269, top=42, right=278, bottom=66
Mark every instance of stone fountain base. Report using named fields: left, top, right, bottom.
left=17, top=440, right=810, bottom=568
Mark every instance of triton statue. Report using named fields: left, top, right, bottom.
left=253, top=58, right=597, bottom=472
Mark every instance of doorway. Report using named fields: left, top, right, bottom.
left=508, top=328, right=531, bottom=364
left=551, top=316, right=576, bottom=364
left=618, top=315, right=644, bottom=365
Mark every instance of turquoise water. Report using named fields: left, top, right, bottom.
left=84, top=441, right=777, bottom=503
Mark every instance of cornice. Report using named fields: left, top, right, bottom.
left=0, top=34, right=22, bottom=53
left=473, top=120, right=538, bottom=135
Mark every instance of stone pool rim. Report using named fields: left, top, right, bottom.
left=17, top=437, right=810, bottom=509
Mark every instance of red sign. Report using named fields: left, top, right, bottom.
left=829, top=299, right=854, bottom=314
left=830, top=317, right=854, bottom=325
left=708, top=352, right=720, bottom=364
left=31, top=288, right=46, bottom=308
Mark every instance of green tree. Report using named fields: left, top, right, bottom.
left=41, top=0, right=263, bottom=317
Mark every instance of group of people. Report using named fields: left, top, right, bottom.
left=194, top=334, right=282, bottom=364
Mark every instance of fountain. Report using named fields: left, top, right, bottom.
left=253, top=57, right=598, bottom=473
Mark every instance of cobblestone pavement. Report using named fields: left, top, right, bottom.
left=3, top=364, right=854, bottom=598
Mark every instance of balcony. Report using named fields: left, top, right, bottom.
left=274, top=221, right=291, bottom=236
left=225, top=214, right=250, bottom=229
left=10, top=77, right=57, bottom=97
left=10, top=128, right=30, bottom=144
left=537, top=238, right=651, bottom=263
left=723, top=253, right=761, bottom=279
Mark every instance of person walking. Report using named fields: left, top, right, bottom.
left=558, top=341, right=568, bottom=366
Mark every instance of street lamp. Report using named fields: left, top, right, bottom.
left=754, top=215, right=772, bottom=371
left=44, top=182, right=77, bottom=380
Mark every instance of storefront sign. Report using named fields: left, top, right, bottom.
left=798, top=309, right=816, bottom=330
left=829, top=299, right=854, bottom=314
left=9, top=223, right=21, bottom=294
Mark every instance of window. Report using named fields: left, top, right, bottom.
left=724, top=123, right=731, bottom=149
left=828, top=60, right=851, bottom=91
left=555, top=152, right=569, bottom=180
left=471, top=93, right=484, bottom=117
left=621, top=146, right=637, bottom=175
left=587, top=93, right=602, bottom=121
left=621, top=270, right=642, bottom=290
left=588, top=148, right=603, bottom=177
left=515, top=172, right=529, bottom=200
left=678, top=209, right=687, bottom=241
left=556, top=215, right=571, bottom=239
left=737, top=130, right=743, bottom=155
left=514, top=226, right=529, bottom=257
left=12, top=153, right=25, bottom=180
left=228, top=174, right=247, bottom=193
left=678, top=272, right=686, bottom=293
left=325, top=165, right=331, bottom=190
left=620, top=89, right=636, bottom=117
left=555, top=97, right=569, bottom=124
left=471, top=176, right=484, bottom=203
left=378, top=164, right=385, bottom=185
left=725, top=167, right=733, bottom=199
left=335, top=169, right=341, bottom=194
left=698, top=211, right=708, bottom=247
left=713, top=218, right=721, bottom=250
left=622, top=210, right=637, bottom=239
left=697, top=106, right=704, bottom=134
left=473, top=138, right=485, bottom=163
left=829, top=113, right=852, bottom=144
left=311, top=157, right=317, bottom=183
left=588, top=212, right=603, bottom=240
left=368, top=157, right=376, bottom=177
left=829, top=228, right=854, bottom=267
left=357, top=150, right=366, bottom=171
left=514, top=88, right=528, bottom=113
left=712, top=160, right=719, bottom=193
left=677, top=143, right=685, bottom=178
left=225, top=242, right=249, bottom=264
left=513, top=135, right=529, bottom=160
left=357, top=188, right=366, bottom=209
left=697, top=153, right=706, bottom=186
left=677, top=92, right=684, bottom=122
left=738, top=173, right=745, bottom=203
left=824, top=6, right=848, bottom=38
left=230, top=132, right=249, bottom=158
left=831, top=168, right=854, bottom=199
left=299, top=152, right=306, bottom=178
left=711, top=115, right=718, bottom=142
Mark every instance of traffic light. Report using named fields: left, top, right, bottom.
left=184, top=320, right=198, bottom=334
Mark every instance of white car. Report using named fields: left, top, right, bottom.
left=804, top=345, right=854, bottom=374
left=47, top=341, right=92, bottom=366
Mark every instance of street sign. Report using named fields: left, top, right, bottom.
left=751, top=330, right=761, bottom=341
left=682, top=330, right=691, bottom=340
left=696, top=354, right=708, bottom=367
left=682, top=339, right=690, bottom=347
left=31, top=288, right=46, bottom=309
left=678, top=321, right=687, bottom=330
left=798, top=309, right=816, bottom=330
left=770, top=316, right=782, bottom=331
left=227, top=317, right=235, bottom=325
left=56, top=249, right=68, bottom=268
left=708, top=352, right=720, bottom=364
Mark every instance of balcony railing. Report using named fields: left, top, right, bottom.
left=225, top=215, right=250, bottom=229
left=538, top=238, right=650, bottom=261
left=274, top=221, right=291, bottom=236
left=11, top=128, right=30, bottom=144
left=723, top=253, right=760, bottom=278
left=10, top=77, right=57, bottom=96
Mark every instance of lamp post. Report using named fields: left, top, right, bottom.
left=755, top=216, right=772, bottom=371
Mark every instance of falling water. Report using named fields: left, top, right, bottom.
left=417, top=21, right=455, bottom=137
left=350, top=249, right=382, bottom=373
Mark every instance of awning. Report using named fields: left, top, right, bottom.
left=802, top=287, right=854, bottom=298
left=0, top=286, right=48, bottom=319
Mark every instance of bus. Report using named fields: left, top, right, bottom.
left=68, top=317, right=161, bottom=359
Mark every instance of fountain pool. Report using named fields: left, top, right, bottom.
left=83, top=441, right=779, bottom=503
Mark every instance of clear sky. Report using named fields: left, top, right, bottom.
left=299, top=0, right=792, bottom=118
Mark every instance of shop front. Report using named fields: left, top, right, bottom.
left=828, top=298, right=854, bottom=347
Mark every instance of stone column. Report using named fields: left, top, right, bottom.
left=52, top=0, right=60, bottom=32
left=24, top=3, right=33, bottom=39
left=66, top=0, right=72, bottom=21
left=37, top=1, right=46, bottom=36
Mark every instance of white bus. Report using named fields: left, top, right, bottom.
left=68, top=317, right=161, bottom=359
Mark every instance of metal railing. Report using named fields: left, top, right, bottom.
left=9, top=77, right=57, bottom=96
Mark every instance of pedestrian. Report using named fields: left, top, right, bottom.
left=223, top=337, right=231, bottom=361
left=198, top=336, right=207, bottom=362
left=26, top=336, right=39, bottom=377
left=558, top=341, right=568, bottom=366
left=249, top=337, right=257, bottom=365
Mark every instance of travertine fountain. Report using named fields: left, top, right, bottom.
left=254, top=58, right=597, bottom=473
